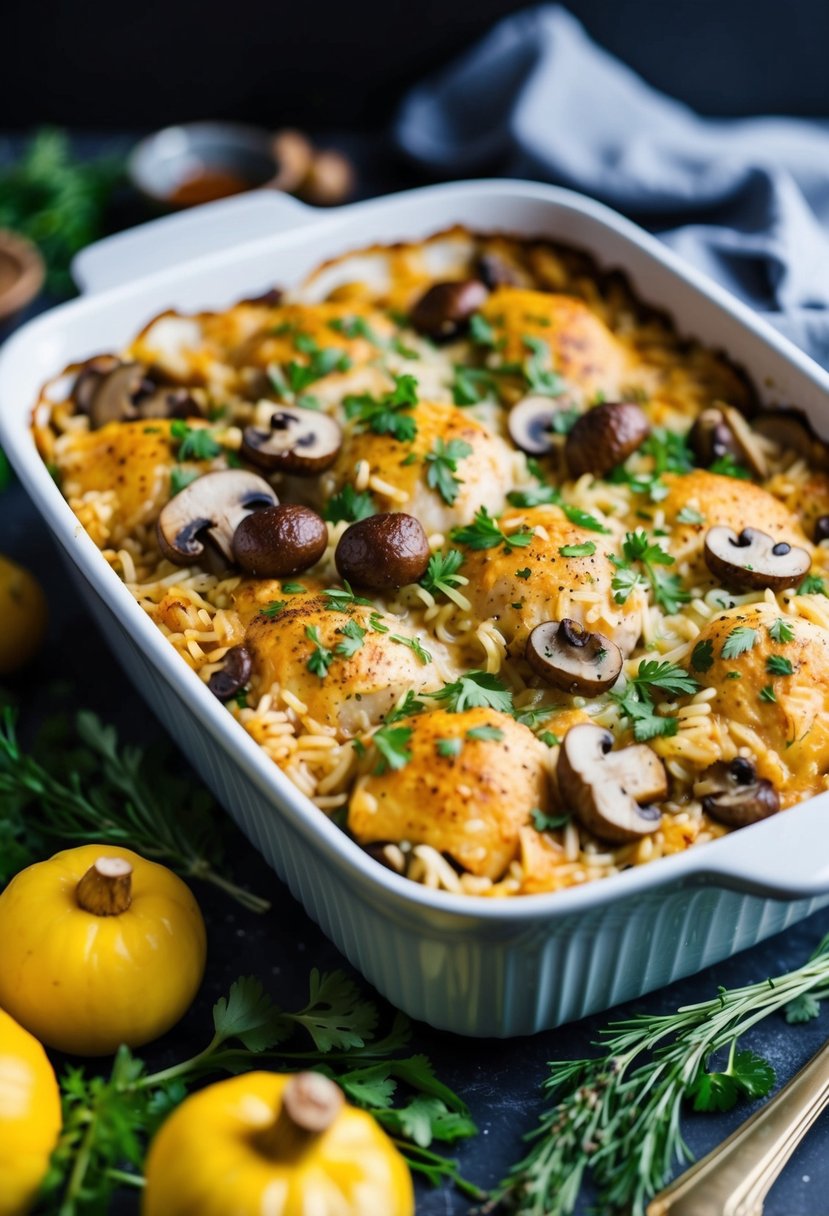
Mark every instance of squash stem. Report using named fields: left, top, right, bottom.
left=256, top=1073, right=343, bottom=1160
left=76, top=857, right=132, bottom=915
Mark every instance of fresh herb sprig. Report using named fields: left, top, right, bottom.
left=43, top=971, right=480, bottom=1214
left=0, top=708, right=268, bottom=912
left=420, top=549, right=470, bottom=608
left=343, top=375, right=419, bottom=441
left=611, top=660, right=698, bottom=742
left=492, top=931, right=829, bottom=1216
left=612, top=530, right=690, bottom=615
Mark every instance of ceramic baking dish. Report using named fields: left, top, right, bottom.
left=4, top=180, right=829, bottom=1038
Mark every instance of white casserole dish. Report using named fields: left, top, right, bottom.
left=4, top=180, right=829, bottom=1038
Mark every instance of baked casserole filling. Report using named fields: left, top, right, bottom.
left=33, top=227, right=829, bottom=897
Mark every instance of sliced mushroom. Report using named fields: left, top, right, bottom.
left=157, top=470, right=277, bottom=565
left=73, top=355, right=121, bottom=413
left=75, top=359, right=200, bottom=427
left=525, top=620, right=622, bottom=695
left=241, top=404, right=342, bottom=475
left=232, top=504, right=328, bottom=577
left=207, top=645, right=253, bottom=701
left=565, top=402, right=649, bottom=478
left=815, top=515, right=829, bottom=543
left=508, top=396, right=574, bottom=455
left=85, top=363, right=149, bottom=428
left=703, top=526, right=811, bottom=592
left=696, top=757, right=780, bottom=828
left=475, top=252, right=520, bottom=290
left=557, top=724, right=667, bottom=843
left=689, top=403, right=766, bottom=477
left=409, top=280, right=489, bottom=341
left=134, top=386, right=201, bottom=420
left=753, top=408, right=829, bottom=469
left=335, top=513, right=430, bottom=589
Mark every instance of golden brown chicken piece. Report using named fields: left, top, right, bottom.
left=480, top=288, right=632, bottom=401
left=53, top=419, right=218, bottom=547
left=325, top=399, right=514, bottom=535
left=690, top=601, right=829, bottom=803
left=348, top=707, right=551, bottom=879
left=229, top=301, right=395, bottom=372
left=240, top=590, right=446, bottom=735
left=459, top=506, right=643, bottom=656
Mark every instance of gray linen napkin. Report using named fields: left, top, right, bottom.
left=394, top=5, right=829, bottom=366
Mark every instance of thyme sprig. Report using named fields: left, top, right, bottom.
left=0, top=707, right=268, bottom=913
left=492, top=932, right=829, bottom=1216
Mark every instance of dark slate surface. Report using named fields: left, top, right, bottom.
left=2, top=140, right=829, bottom=1215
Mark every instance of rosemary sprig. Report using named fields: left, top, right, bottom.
left=492, top=932, right=829, bottom=1216
left=40, top=972, right=481, bottom=1214
left=0, top=707, right=269, bottom=913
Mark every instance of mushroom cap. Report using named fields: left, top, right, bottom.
left=557, top=723, right=667, bottom=843
left=696, top=757, right=780, bottom=828
left=157, top=469, right=277, bottom=565
left=241, top=404, right=342, bottom=475
left=409, top=279, right=489, bottom=340
left=232, top=504, right=328, bottom=578
left=508, top=396, right=572, bottom=455
left=86, top=362, right=148, bottom=429
left=335, top=513, right=430, bottom=590
left=565, top=402, right=650, bottom=478
left=689, top=404, right=766, bottom=477
left=207, top=645, right=253, bottom=701
left=525, top=619, right=623, bottom=695
left=703, top=525, right=811, bottom=592
left=753, top=408, right=829, bottom=469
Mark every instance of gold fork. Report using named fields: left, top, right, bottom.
left=647, top=1038, right=829, bottom=1216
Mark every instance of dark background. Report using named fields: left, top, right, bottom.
left=4, top=0, right=829, bottom=134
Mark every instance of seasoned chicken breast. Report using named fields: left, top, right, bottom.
left=240, top=590, right=446, bottom=735
left=349, top=707, right=551, bottom=879
left=690, top=602, right=829, bottom=803
left=459, top=506, right=643, bottom=656
left=325, top=399, right=514, bottom=535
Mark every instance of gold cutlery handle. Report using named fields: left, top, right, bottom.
left=647, top=1038, right=829, bottom=1216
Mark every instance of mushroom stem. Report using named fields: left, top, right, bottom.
left=257, top=1073, right=344, bottom=1161
left=76, top=857, right=133, bottom=916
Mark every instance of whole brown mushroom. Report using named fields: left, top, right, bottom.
left=565, top=402, right=649, bottom=478
left=409, top=280, right=489, bottom=341
left=335, top=513, right=430, bottom=590
left=232, top=504, right=328, bottom=578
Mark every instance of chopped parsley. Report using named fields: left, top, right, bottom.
left=383, top=690, right=425, bottom=725
left=507, top=484, right=610, bottom=534
left=436, top=737, right=463, bottom=758
left=607, top=426, right=692, bottom=501
left=282, top=582, right=306, bottom=594
left=516, top=567, right=532, bottom=580
left=611, top=530, right=689, bottom=615
left=427, top=671, right=513, bottom=714
left=522, top=336, right=565, bottom=397
left=468, top=313, right=498, bottom=348
left=390, top=634, right=432, bottom=665
left=371, top=724, right=413, bottom=774
left=610, top=659, right=696, bottom=742
left=451, top=365, right=498, bottom=406
left=630, top=660, right=699, bottom=698
left=323, top=583, right=374, bottom=611
left=323, top=485, right=375, bottom=523
left=691, top=639, right=714, bottom=673
left=287, top=335, right=351, bottom=391
left=451, top=506, right=533, bottom=552
left=676, top=506, right=705, bottom=525
left=466, top=725, right=504, bottom=742
left=261, top=600, right=287, bottom=618
left=327, top=316, right=381, bottom=343
left=420, top=549, right=468, bottom=605
left=531, top=808, right=572, bottom=832
left=334, top=619, right=367, bottom=658
left=424, top=437, right=473, bottom=505
left=758, top=684, right=777, bottom=703
left=305, top=625, right=334, bottom=678
left=766, top=654, right=794, bottom=676
left=538, top=730, right=560, bottom=748
left=343, top=374, right=419, bottom=442
left=709, top=453, right=752, bottom=480
left=798, top=573, right=827, bottom=596
left=768, top=618, right=795, bottom=643
left=721, top=626, right=758, bottom=660
left=171, top=420, right=222, bottom=462
left=170, top=466, right=199, bottom=496
left=559, top=542, right=596, bottom=558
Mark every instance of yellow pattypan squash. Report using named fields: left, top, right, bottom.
left=143, top=1070, right=414, bottom=1216
left=0, top=553, right=47, bottom=675
left=0, top=844, right=206, bottom=1056
left=0, top=1007, right=62, bottom=1216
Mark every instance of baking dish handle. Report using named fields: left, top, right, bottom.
left=71, top=190, right=315, bottom=295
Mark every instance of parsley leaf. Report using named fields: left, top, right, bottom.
left=287, top=336, right=351, bottom=392
left=306, top=625, right=334, bottom=678
left=282, top=582, right=306, bottom=594
left=328, top=315, right=381, bottom=343
left=709, top=453, right=752, bottom=480
left=688, top=1046, right=775, bottom=1112
left=691, top=639, right=714, bottom=673
left=323, top=583, right=374, bottom=611
left=721, top=626, right=758, bottom=660
left=676, top=506, right=705, bottom=525
left=766, top=654, right=794, bottom=676
left=451, top=365, right=498, bottom=406
left=390, top=634, right=432, bottom=664
left=531, top=808, right=572, bottom=832
left=286, top=968, right=378, bottom=1051
left=428, top=671, right=513, bottom=714
left=612, top=531, right=689, bottom=613
left=420, top=548, right=469, bottom=606
left=632, top=660, right=699, bottom=698
left=335, top=619, right=367, bottom=658
left=261, top=599, right=287, bottom=618
left=768, top=618, right=795, bottom=643
left=522, top=336, right=566, bottom=397
left=324, top=485, right=375, bottom=523
left=559, top=542, right=596, bottom=557
left=372, top=724, right=413, bottom=774
left=436, top=737, right=463, bottom=757
left=466, top=725, right=504, bottom=742
left=171, top=420, right=222, bottom=461
left=785, top=992, right=821, bottom=1024
left=425, top=437, right=473, bottom=505
left=212, top=976, right=290, bottom=1051
left=758, top=684, right=777, bottom=703
left=170, top=466, right=200, bottom=495
left=344, top=374, right=419, bottom=442
left=451, top=507, right=533, bottom=551
left=469, top=313, right=498, bottom=347
left=383, top=690, right=426, bottom=725
left=798, top=573, right=827, bottom=596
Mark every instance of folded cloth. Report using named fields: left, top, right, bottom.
left=394, top=6, right=829, bottom=364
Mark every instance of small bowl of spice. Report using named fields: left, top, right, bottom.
left=129, top=122, right=354, bottom=209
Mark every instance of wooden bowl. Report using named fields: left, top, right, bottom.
left=0, top=231, right=45, bottom=322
